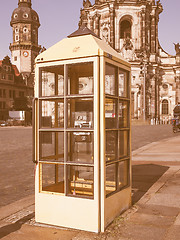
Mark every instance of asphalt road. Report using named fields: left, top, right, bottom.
left=0, top=124, right=179, bottom=208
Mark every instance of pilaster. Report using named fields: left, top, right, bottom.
left=109, top=7, right=115, bottom=49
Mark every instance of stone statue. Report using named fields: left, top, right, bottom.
left=174, top=43, right=180, bottom=55
left=83, top=0, right=92, bottom=8
left=124, top=36, right=133, bottom=50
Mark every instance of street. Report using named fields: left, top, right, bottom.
left=0, top=124, right=179, bottom=207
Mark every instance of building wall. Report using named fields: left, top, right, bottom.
left=0, top=57, right=28, bottom=120
left=80, top=0, right=179, bottom=121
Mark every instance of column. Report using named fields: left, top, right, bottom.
left=94, top=13, right=100, bottom=37
left=150, top=14, right=156, bottom=53
left=89, top=16, right=94, bottom=32
left=109, top=8, right=115, bottom=48
left=141, top=9, right=146, bottom=50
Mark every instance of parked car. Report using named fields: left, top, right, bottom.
left=0, top=121, right=8, bottom=127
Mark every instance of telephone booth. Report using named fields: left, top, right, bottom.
left=33, top=27, right=131, bottom=233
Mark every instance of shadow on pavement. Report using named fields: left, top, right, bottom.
left=132, top=164, right=169, bottom=204
left=0, top=213, right=34, bottom=239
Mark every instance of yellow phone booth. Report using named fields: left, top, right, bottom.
left=33, top=26, right=131, bottom=233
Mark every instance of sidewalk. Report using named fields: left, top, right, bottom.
left=0, top=136, right=180, bottom=240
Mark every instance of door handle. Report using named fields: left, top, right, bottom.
left=32, top=98, right=38, bottom=164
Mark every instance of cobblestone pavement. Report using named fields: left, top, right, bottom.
left=131, top=124, right=178, bottom=151
left=0, top=124, right=179, bottom=208
left=0, top=127, right=34, bottom=208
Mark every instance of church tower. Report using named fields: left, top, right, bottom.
left=9, top=0, right=41, bottom=82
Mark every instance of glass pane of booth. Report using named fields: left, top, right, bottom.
left=119, top=131, right=129, bottom=158
left=41, top=163, right=64, bottom=193
left=40, top=65, right=64, bottom=96
left=68, top=62, right=93, bottom=95
left=67, top=132, right=94, bottom=164
left=106, top=131, right=118, bottom=162
left=40, top=132, right=64, bottom=162
left=118, top=161, right=129, bottom=189
left=105, top=98, right=117, bottom=129
left=67, top=165, right=94, bottom=197
left=119, top=100, right=129, bottom=128
left=105, top=64, right=117, bottom=95
left=40, top=100, right=64, bottom=128
left=106, top=164, right=116, bottom=195
left=119, top=70, right=127, bottom=97
left=68, top=98, right=93, bottom=128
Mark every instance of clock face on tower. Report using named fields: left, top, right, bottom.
left=23, top=51, right=29, bottom=57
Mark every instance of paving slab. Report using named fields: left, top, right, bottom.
left=137, top=204, right=180, bottom=217
left=111, top=223, right=168, bottom=240
left=0, top=222, right=78, bottom=240
left=164, top=225, right=180, bottom=240
left=128, top=212, right=176, bottom=227
left=147, top=193, right=180, bottom=208
left=0, top=195, right=34, bottom=221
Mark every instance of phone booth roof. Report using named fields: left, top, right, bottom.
left=35, top=27, right=130, bottom=68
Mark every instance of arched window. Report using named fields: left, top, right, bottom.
left=120, top=20, right=131, bottom=39
left=162, top=99, right=169, bottom=115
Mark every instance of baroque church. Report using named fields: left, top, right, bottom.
left=80, top=0, right=180, bottom=122
left=1, top=0, right=179, bottom=122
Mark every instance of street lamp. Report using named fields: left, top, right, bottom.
left=140, top=53, right=148, bottom=121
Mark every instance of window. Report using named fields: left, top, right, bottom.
left=0, top=89, right=2, bottom=97
left=40, top=99, right=64, bottom=128
left=3, top=102, right=5, bottom=109
left=15, top=35, right=19, bottom=42
left=39, top=62, right=94, bottom=198
left=162, top=99, right=169, bottom=115
left=68, top=62, right=93, bottom=95
left=23, top=27, right=28, bottom=33
left=120, top=20, right=132, bottom=39
left=2, top=74, right=5, bottom=80
left=8, top=75, right=13, bottom=80
left=9, top=90, right=12, bottom=98
left=40, top=132, right=64, bottom=162
left=68, top=98, right=93, bottom=128
left=0, top=102, right=6, bottom=109
left=67, top=132, right=94, bottom=164
left=119, top=71, right=128, bottom=97
left=3, top=89, right=6, bottom=98
left=14, top=56, right=17, bottom=61
left=162, top=84, right=168, bottom=90
left=40, top=65, right=64, bottom=97
left=105, top=64, right=117, bottom=95
left=41, top=163, right=64, bottom=193
left=19, top=91, right=24, bottom=97
left=23, top=13, right=28, bottom=18
left=13, top=90, right=16, bottom=98
left=105, top=63, right=130, bottom=197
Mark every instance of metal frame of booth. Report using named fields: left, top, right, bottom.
left=34, top=33, right=131, bottom=232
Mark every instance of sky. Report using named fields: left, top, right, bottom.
left=0, top=0, right=179, bottom=60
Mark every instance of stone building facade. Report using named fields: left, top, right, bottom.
left=80, top=0, right=180, bottom=122
left=0, top=56, right=31, bottom=120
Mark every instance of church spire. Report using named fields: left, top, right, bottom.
left=18, top=0, right=32, bottom=8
